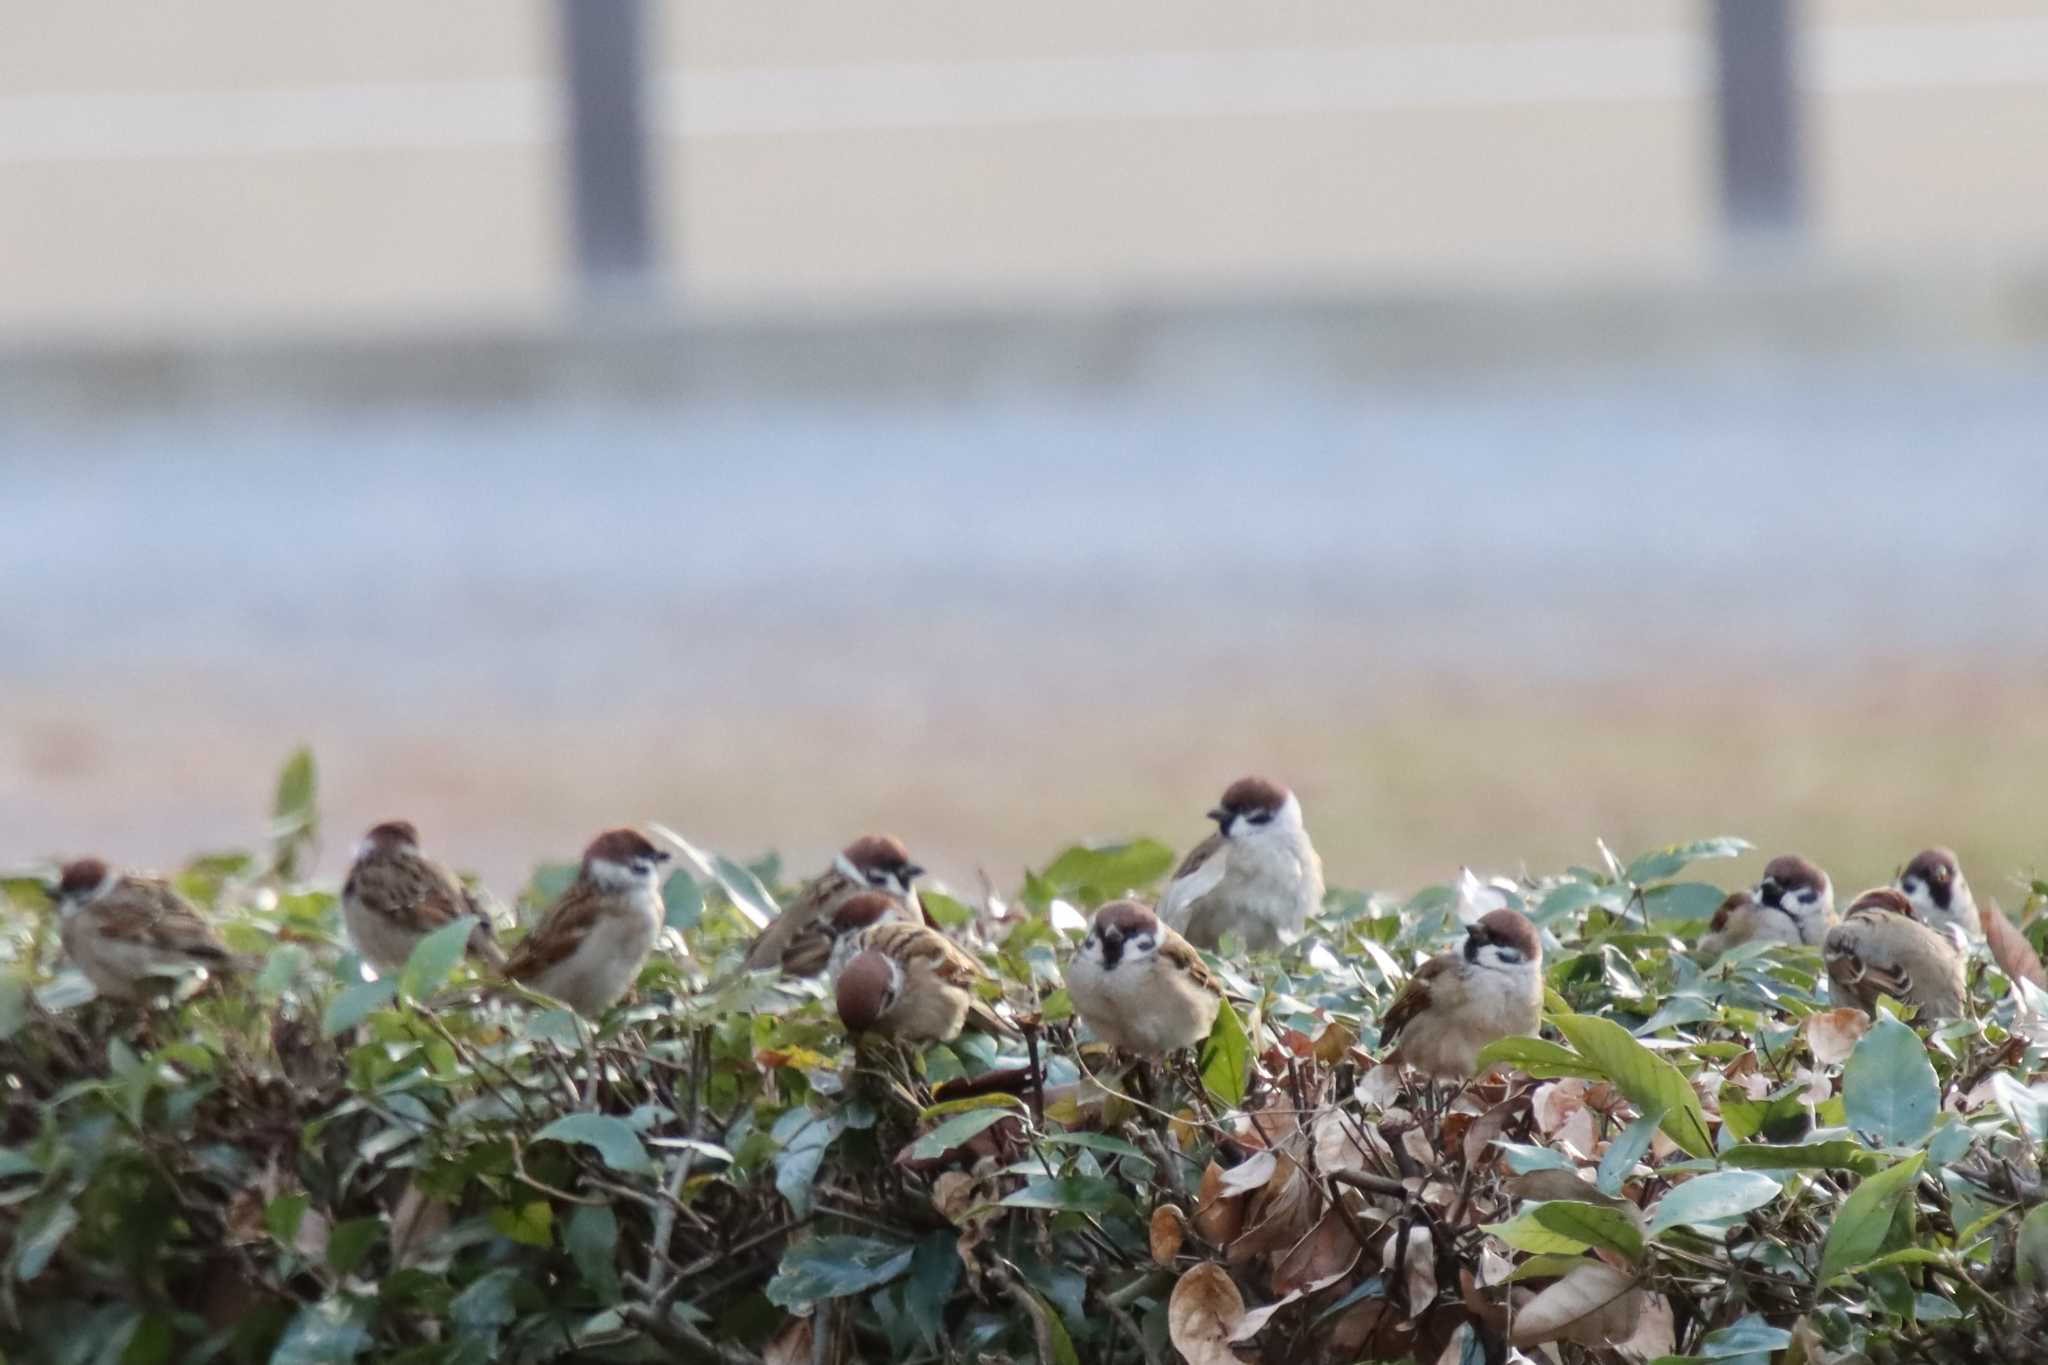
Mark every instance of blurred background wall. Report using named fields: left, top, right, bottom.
left=4, top=1, right=2047, bottom=902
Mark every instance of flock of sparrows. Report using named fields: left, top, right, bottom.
left=43, top=775, right=2043, bottom=1085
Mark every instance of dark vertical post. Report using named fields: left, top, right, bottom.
left=1711, top=0, right=1805, bottom=245
left=558, top=0, right=661, bottom=305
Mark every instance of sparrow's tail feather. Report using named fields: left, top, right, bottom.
left=966, top=1000, right=1021, bottom=1039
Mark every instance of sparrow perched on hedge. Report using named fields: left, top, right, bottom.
left=1824, top=888, right=1967, bottom=1018
left=342, top=820, right=504, bottom=977
left=1380, top=908, right=1544, bottom=1078
left=52, top=858, right=237, bottom=1003
left=1158, top=776, right=1324, bottom=951
left=1896, top=847, right=2045, bottom=987
left=827, top=892, right=1009, bottom=1043
left=742, top=835, right=924, bottom=976
left=1697, top=854, right=1832, bottom=960
left=503, top=829, right=669, bottom=1015
left=1066, top=899, right=1222, bottom=1054
left=1752, top=854, right=1835, bottom=943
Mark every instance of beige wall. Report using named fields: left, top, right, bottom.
left=1, top=2, right=2044, bottom=332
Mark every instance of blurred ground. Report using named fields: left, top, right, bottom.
left=7, top=333, right=2047, bottom=901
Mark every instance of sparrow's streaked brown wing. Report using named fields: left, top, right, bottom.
left=1380, top=953, right=1455, bottom=1044
left=97, top=881, right=231, bottom=962
left=1158, top=931, right=1222, bottom=998
left=349, top=852, right=468, bottom=933
left=868, top=922, right=983, bottom=988
left=1170, top=831, right=1226, bottom=885
left=504, top=884, right=604, bottom=983
left=1984, top=897, right=2047, bottom=988
left=1825, top=932, right=1912, bottom=1010
left=743, top=871, right=852, bottom=971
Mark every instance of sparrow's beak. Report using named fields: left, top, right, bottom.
left=901, top=864, right=925, bottom=882
left=1756, top=880, right=1779, bottom=908
left=1206, top=808, right=1231, bottom=829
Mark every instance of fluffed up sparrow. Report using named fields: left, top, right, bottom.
left=342, top=820, right=504, bottom=977
left=1158, top=776, right=1324, bottom=951
left=53, top=858, right=237, bottom=1003
left=1824, top=887, right=1967, bottom=1019
left=1380, top=908, right=1544, bottom=1079
left=743, top=835, right=924, bottom=976
left=1066, top=899, right=1222, bottom=1054
left=1897, top=845, right=2046, bottom=988
left=828, top=892, right=1009, bottom=1044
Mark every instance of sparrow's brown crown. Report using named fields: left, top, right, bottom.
left=1902, top=848, right=1961, bottom=903
left=57, top=858, right=110, bottom=898
left=1848, top=888, right=1917, bottom=918
left=1709, top=890, right=1755, bottom=933
left=835, top=951, right=895, bottom=1032
left=841, top=835, right=921, bottom=880
left=581, top=829, right=668, bottom=869
left=829, top=892, right=898, bottom=935
left=1472, top=907, right=1542, bottom=960
left=1760, top=854, right=1828, bottom=895
left=363, top=820, right=420, bottom=851
left=1095, top=899, right=1161, bottom=938
left=1213, top=776, right=1289, bottom=817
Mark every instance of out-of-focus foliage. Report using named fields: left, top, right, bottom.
left=2, top=760, right=2047, bottom=1364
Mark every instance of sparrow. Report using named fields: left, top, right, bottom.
left=51, top=858, right=236, bottom=1003
left=827, top=892, right=1009, bottom=1044
left=741, top=835, right=924, bottom=976
left=502, top=829, right=670, bottom=1016
left=1749, top=854, right=1835, bottom=945
left=1896, top=846, right=2045, bottom=988
left=1895, top=847, right=1980, bottom=940
left=1380, top=908, right=1544, bottom=1079
left=342, top=820, right=504, bottom=977
left=1823, top=888, right=1967, bottom=1019
left=1697, top=854, right=1831, bottom=961
left=1065, top=899, right=1222, bottom=1054
left=1158, top=776, right=1324, bottom=951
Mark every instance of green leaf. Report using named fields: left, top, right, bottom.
left=398, top=915, right=477, bottom=1001
left=1529, top=1201, right=1644, bottom=1262
left=1818, top=1151, right=1926, bottom=1282
left=1843, top=1015, right=1938, bottom=1147
left=1475, top=1036, right=1608, bottom=1081
left=909, top=1108, right=1019, bottom=1160
left=266, top=1193, right=311, bottom=1246
left=1720, top=1137, right=1875, bottom=1178
left=565, top=1203, right=621, bottom=1303
left=1199, top=999, right=1251, bottom=1109
left=998, top=1177, right=1128, bottom=1215
left=10, top=1200, right=78, bottom=1280
left=1494, top=1143, right=1579, bottom=1174
left=532, top=1113, right=655, bottom=1175
left=0, top=973, right=27, bottom=1041
left=488, top=1201, right=553, bottom=1249
left=920, top=890, right=977, bottom=930
left=764, top=1235, right=915, bottom=1310
left=270, top=747, right=319, bottom=877
left=1038, top=839, right=1176, bottom=905
left=772, top=1109, right=846, bottom=1217
left=904, top=1233, right=961, bottom=1349
left=1641, top=882, right=1728, bottom=926
left=1483, top=1206, right=1599, bottom=1256
left=2018, top=1204, right=2048, bottom=1288
left=270, top=1297, right=371, bottom=1365
left=321, top=978, right=396, bottom=1037
left=1647, top=1171, right=1781, bottom=1237
left=1989, top=1072, right=2048, bottom=1143
left=1551, top=1014, right=1714, bottom=1157
left=1695, top=1315, right=1793, bottom=1356
left=1596, top=1109, right=1663, bottom=1195
left=450, top=1267, right=523, bottom=1334
left=325, top=1218, right=381, bottom=1274
left=661, top=869, right=703, bottom=932
left=1625, top=838, right=1750, bottom=884
left=1006, top=1270, right=1083, bottom=1365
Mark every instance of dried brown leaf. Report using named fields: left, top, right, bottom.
left=1194, top=1162, right=1247, bottom=1245
left=761, top=1318, right=814, bottom=1365
left=1381, top=1225, right=1437, bottom=1319
left=1508, top=1259, right=1641, bottom=1348
left=1270, top=1209, right=1362, bottom=1298
left=1151, top=1204, right=1189, bottom=1266
left=1805, top=1008, right=1872, bottom=1066
left=1167, top=1262, right=1250, bottom=1365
